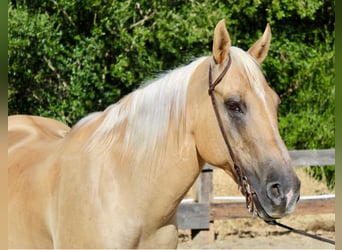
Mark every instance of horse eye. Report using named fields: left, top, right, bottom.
left=226, top=101, right=243, bottom=113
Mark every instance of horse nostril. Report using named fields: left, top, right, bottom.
left=267, top=182, right=284, bottom=205
left=271, top=184, right=280, bottom=198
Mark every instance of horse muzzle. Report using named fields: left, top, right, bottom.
left=251, top=178, right=301, bottom=220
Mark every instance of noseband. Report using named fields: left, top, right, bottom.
left=208, top=55, right=258, bottom=215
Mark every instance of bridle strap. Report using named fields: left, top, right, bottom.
left=208, top=57, right=335, bottom=246
left=208, top=56, right=232, bottom=95
left=208, top=55, right=335, bottom=245
left=208, top=56, right=234, bottom=162
left=208, top=55, right=256, bottom=213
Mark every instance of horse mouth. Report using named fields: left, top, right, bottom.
left=250, top=192, right=280, bottom=221
left=250, top=189, right=297, bottom=221
left=239, top=170, right=301, bottom=221
left=236, top=176, right=282, bottom=221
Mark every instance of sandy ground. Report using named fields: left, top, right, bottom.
left=177, top=168, right=335, bottom=249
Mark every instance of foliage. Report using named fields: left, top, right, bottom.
left=8, top=0, right=334, bottom=188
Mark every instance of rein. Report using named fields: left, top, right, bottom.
left=265, top=220, right=335, bottom=245
left=207, top=55, right=335, bottom=246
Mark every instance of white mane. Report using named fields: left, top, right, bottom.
left=74, top=57, right=207, bottom=159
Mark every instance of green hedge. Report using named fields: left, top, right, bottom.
left=8, top=0, right=334, bottom=188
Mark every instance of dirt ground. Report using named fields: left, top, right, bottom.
left=177, top=168, right=335, bottom=249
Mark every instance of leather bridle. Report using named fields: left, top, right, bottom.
left=208, top=55, right=258, bottom=215
left=207, top=55, right=335, bottom=245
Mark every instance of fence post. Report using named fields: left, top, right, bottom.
left=191, top=165, right=215, bottom=242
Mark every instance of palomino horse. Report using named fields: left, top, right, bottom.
left=8, top=19, right=300, bottom=248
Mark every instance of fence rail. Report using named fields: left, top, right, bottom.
left=177, top=149, right=335, bottom=233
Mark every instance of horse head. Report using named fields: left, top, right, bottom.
left=189, top=19, right=300, bottom=220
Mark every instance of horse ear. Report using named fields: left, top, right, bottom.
left=212, top=19, right=231, bottom=64
left=247, top=23, right=272, bottom=63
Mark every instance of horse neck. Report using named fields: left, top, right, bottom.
left=66, top=71, right=206, bottom=221
left=109, top=116, right=202, bottom=205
